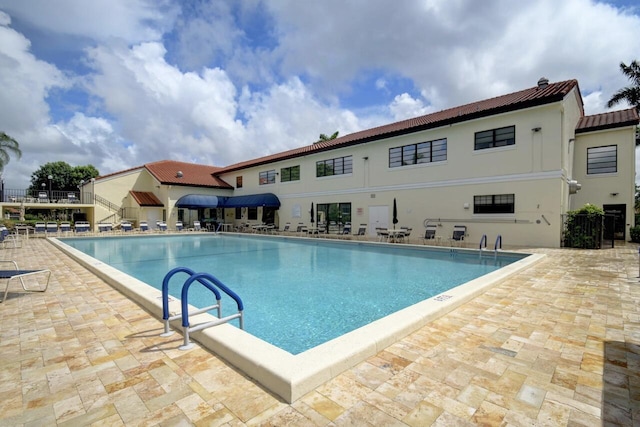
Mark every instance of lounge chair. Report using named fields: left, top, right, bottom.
left=193, top=221, right=202, bottom=231
left=175, top=221, right=183, bottom=232
left=67, top=193, right=77, bottom=203
left=34, top=222, right=46, bottom=235
left=121, top=222, right=133, bottom=232
left=98, top=223, right=113, bottom=233
left=450, top=225, right=467, bottom=247
left=38, top=192, right=49, bottom=203
left=139, top=221, right=149, bottom=232
left=423, top=224, right=437, bottom=244
left=75, top=221, right=90, bottom=233
left=356, top=224, right=367, bottom=239
left=0, top=260, right=51, bottom=302
left=46, top=222, right=58, bottom=235
left=60, top=222, right=72, bottom=234
left=0, top=227, right=21, bottom=248
left=157, top=222, right=167, bottom=232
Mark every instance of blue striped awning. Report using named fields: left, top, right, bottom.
left=175, top=194, right=226, bottom=208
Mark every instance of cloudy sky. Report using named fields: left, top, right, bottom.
left=0, top=0, right=638, bottom=189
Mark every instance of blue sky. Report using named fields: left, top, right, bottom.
left=0, top=0, right=638, bottom=188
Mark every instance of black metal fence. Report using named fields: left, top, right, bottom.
left=561, top=213, right=616, bottom=249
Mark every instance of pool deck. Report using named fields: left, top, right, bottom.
left=1, top=237, right=639, bottom=426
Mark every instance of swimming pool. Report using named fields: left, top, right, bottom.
left=61, top=234, right=524, bottom=354
left=52, top=233, right=542, bottom=402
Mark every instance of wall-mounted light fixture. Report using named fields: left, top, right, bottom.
left=610, top=192, right=619, bottom=196
left=362, top=156, right=369, bottom=160
left=532, top=127, right=542, bottom=132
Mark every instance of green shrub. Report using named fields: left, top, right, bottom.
left=630, top=225, right=640, bottom=243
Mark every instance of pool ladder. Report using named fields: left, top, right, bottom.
left=479, top=234, right=502, bottom=260
left=160, top=267, right=244, bottom=350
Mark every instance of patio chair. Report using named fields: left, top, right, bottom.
left=46, top=222, right=58, bottom=235
left=67, top=193, right=77, bottom=203
left=356, top=224, right=367, bottom=239
left=280, top=222, right=291, bottom=233
left=400, top=227, right=412, bottom=243
left=38, top=192, right=49, bottom=203
left=0, top=260, right=51, bottom=303
left=157, top=222, right=168, bottom=232
left=193, top=221, right=202, bottom=231
left=450, top=225, right=467, bottom=247
left=376, top=227, right=389, bottom=242
left=342, top=222, right=352, bottom=236
left=423, top=224, right=438, bottom=244
left=139, top=221, right=149, bottom=232
left=121, top=222, right=133, bottom=232
left=175, top=221, right=183, bottom=232
left=296, top=223, right=308, bottom=235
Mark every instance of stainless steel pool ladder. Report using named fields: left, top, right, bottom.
left=160, top=267, right=244, bottom=350
left=479, top=234, right=502, bottom=260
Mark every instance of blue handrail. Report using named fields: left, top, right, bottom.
left=160, top=268, right=245, bottom=349
left=180, top=272, right=244, bottom=328
left=161, top=267, right=223, bottom=337
left=161, top=267, right=221, bottom=322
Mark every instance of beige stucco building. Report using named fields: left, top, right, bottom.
left=79, top=78, right=639, bottom=248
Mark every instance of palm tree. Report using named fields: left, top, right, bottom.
left=317, top=131, right=339, bottom=143
left=0, top=132, right=22, bottom=172
left=607, top=60, right=640, bottom=112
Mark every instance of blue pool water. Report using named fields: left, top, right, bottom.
left=62, top=234, right=525, bottom=354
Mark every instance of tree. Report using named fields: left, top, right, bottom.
left=316, top=131, right=339, bottom=143
left=607, top=60, right=640, bottom=112
left=607, top=60, right=640, bottom=145
left=28, top=162, right=99, bottom=193
left=0, top=132, right=22, bottom=172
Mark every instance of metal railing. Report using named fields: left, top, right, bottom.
left=1, top=189, right=85, bottom=204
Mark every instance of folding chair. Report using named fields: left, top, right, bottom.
left=0, top=260, right=51, bottom=302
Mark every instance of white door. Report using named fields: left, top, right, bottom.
left=146, top=209, right=161, bottom=229
left=368, top=205, right=389, bottom=236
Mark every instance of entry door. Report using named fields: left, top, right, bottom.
left=603, top=204, right=626, bottom=240
left=368, top=205, right=389, bottom=236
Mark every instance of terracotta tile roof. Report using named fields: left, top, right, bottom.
left=575, top=108, right=639, bottom=133
left=145, top=160, right=232, bottom=188
left=129, top=191, right=163, bottom=207
left=216, top=79, right=580, bottom=174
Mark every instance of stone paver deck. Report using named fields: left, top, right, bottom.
left=0, top=237, right=639, bottom=426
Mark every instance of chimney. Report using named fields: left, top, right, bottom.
left=537, top=77, right=549, bottom=89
